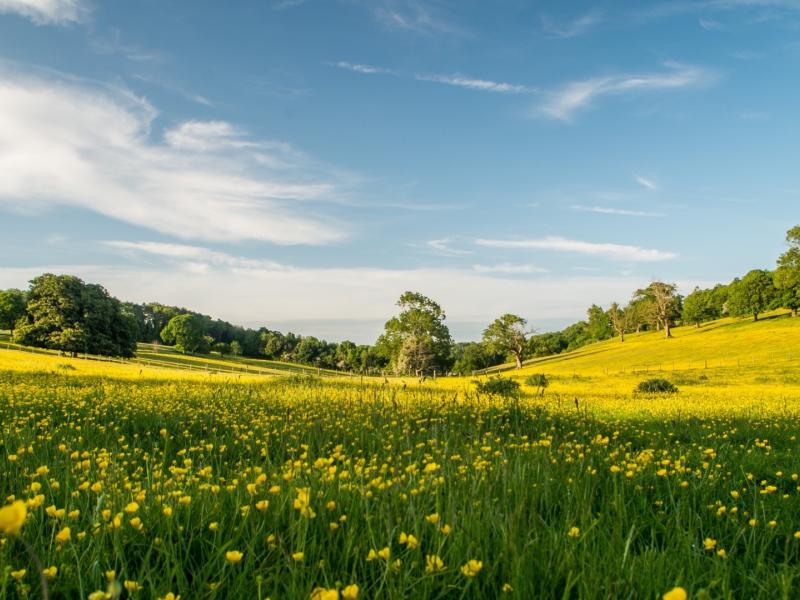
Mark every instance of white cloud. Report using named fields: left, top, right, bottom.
left=336, top=61, right=392, bottom=75
left=103, top=241, right=287, bottom=271
left=635, top=175, right=658, bottom=190
left=474, top=263, right=549, bottom=274
left=0, top=71, right=348, bottom=244
left=414, top=74, right=533, bottom=94
left=335, top=61, right=531, bottom=94
left=475, top=236, right=678, bottom=261
left=424, top=239, right=471, bottom=256
left=0, top=0, right=86, bottom=25
left=541, top=11, right=603, bottom=38
left=571, top=205, right=665, bottom=217
left=535, top=62, right=711, bottom=122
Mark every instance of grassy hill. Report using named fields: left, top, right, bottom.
left=0, top=333, right=340, bottom=377
left=483, top=309, right=800, bottom=378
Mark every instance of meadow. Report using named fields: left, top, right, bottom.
left=2, top=315, right=800, bottom=599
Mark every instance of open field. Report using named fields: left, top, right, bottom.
left=2, top=316, right=800, bottom=599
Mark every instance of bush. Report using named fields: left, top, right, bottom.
left=635, top=378, right=678, bottom=394
left=525, top=373, right=549, bottom=389
left=474, top=377, right=520, bottom=396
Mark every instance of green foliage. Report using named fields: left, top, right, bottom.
left=214, top=342, right=232, bottom=357
left=0, top=288, right=26, bottom=335
left=525, top=373, right=549, bottom=390
left=376, top=292, right=453, bottom=372
left=682, top=286, right=727, bottom=327
left=587, top=304, right=613, bottom=341
left=635, top=378, right=678, bottom=394
left=160, top=314, right=210, bottom=355
left=482, top=314, right=534, bottom=369
left=451, top=342, right=503, bottom=375
left=473, top=376, right=520, bottom=395
left=727, top=269, right=777, bottom=321
left=13, top=274, right=137, bottom=357
left=230, top=340, right=242, bottom=356
left=775, top=225, right=800, bottom=315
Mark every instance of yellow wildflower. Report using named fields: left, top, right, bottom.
left=460, top=560, right=483, bottom=577
left=0, top=501, right=27, bottom=535
left=226, top=550, right=243, bottom=564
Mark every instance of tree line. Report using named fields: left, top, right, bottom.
left=1, top=226, right=799, bottom=373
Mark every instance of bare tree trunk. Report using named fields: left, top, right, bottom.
left=664, top=321, right=671, bottom=339
left=515, top=354, right=522, bottom=369
left=754, top=313, right=758, bottom=321
left=620, top=331, right=625, bottom=342
left=695, top=323, right=700, bottom=328
left=793, top=309, right=798, bottom=317
left=636, top=324, right=642, bottom=333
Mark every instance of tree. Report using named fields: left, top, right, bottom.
left=482, top=314, right=537, bottom=370
left=587, top=304, right=613, bottom=341
left=160, top=314, right=209, bottom=355
left=682, top=287, right=719, bottom=327
left=633, top=280, right=681, bottom=339
left=214, top=342, right=232, bottom=357
left=727, top=269, right=777, bottom=321
left=230, top=341, right=242, bottom=356
left=13, top=274, right=137, bottom=357
left=375, top=292, right=453, bottom=372
left=607, top=302, right=632, bottom=342
left=452, top=342, right=503, bottom=375
left=775, top=225, right=800, bottom=317
left=395, top=336, right=434, bottom=376
left=0, top=289, right=26, bottom=337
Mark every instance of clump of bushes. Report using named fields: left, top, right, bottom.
left=635, top=378, right=678, bottom=394
left=474, top=377, right=520, bottom=396
left=525, top=373, right=549, bottom=394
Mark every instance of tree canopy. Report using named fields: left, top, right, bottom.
left=13, top=274, right=137, bottom=357
left=727, top=269, right=777, bottom=321
left=160, top=314, right=210, bottom=355
left=375, top=292, right=453, bottom=374
left=0, top=289, right=26, bottom=337
left=482, top=314, right=537, bottom=369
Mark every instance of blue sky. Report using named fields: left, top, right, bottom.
left=0, top=0, right=798, bottom=343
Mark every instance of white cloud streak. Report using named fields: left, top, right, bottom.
left=424, top=239, right=471, bottom=256
left=541, top=11, right=603, bottom=38
left=473, top=263, right=549, bottom=274
left=571, top=205, right=666, bottom=217
left=635, top=175, right=659, bottom=190
left=0, top=0, right=86, bottom=24
left=0, top=71, right=349, bottom=244
left=475, top=236, right=678, bottom=261
left=335, top=62, right=532, bottom=94
left=103, top=241, right=287, bottom=271
left=535, top=62, right=711, bottom=122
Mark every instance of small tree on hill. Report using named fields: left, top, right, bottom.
left=214, top=342, right=232, bottom=357
left=607, top=302, right=632, bottom=341
left=0, top=289, right=26, bottom=337
left=482, top=314, right=537, bottom=369
left=682, top=287, right=719, bottom=327
left=727, top=269, right=777, bottom=321
left=230, top=340, right=242, bottom=356
left=160, top=314, right=209, bottom=355
left=775, top=225, right=800, bottom=317
left=633, top=280, right=681, bottom=339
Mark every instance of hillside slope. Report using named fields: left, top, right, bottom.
left=499, top=309, right=800, bottom=377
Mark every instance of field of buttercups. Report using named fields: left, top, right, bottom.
left=1, top=351, right=800, bottom=599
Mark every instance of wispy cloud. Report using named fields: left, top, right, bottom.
left=699, top=18, right=729, bottom=30
left=132, top=75, right=212, bottom=105
left=414, top=74, right=533, bottom=94
left=535, top=62, right=712, bottom=122
left=474, top=263, right=548, bottom=274
left=425, top=239, right=471, bottom=256
left=273, top=0, right=310, bottom=9
left=365, top=0, right=466, bottom=37
left=634, top=175, right=658, bottom=190
left=0, top=70, right=350, bottom=244
left=571, top=205, right=665, bottom=217
left=336, top=61, right=392, bottom=75
left=335, top=62, right=532, bottom=94
left=541, top=10, right=603, bottom=38
left=104, top=241, right=288, bottom=271
left=0, top=0, right=87, bottom=25
left=475, top=236, right=677, bottom=261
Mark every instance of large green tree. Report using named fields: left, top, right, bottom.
left=633, top=281, right=682, bottom=339
left=14, top=274, right=137, bottom=357
left=482, top=314, right=537, bottom=369
left=681, top=287, right=721, bottom=327
left=727, top=269, right=777, bottom=321
left=160, top=314, right=210, bottom=355
left=0, top=289, right=26, bottom=337
left=775, top=225, right=800, bottom=317
left=376, top=292, right=453, bottom=373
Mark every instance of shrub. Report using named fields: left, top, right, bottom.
left=635, top=378, right=678, bottom=394
left=474, top=377, right=520, bottom=395
left=525, top=373, right=549, bottom=389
